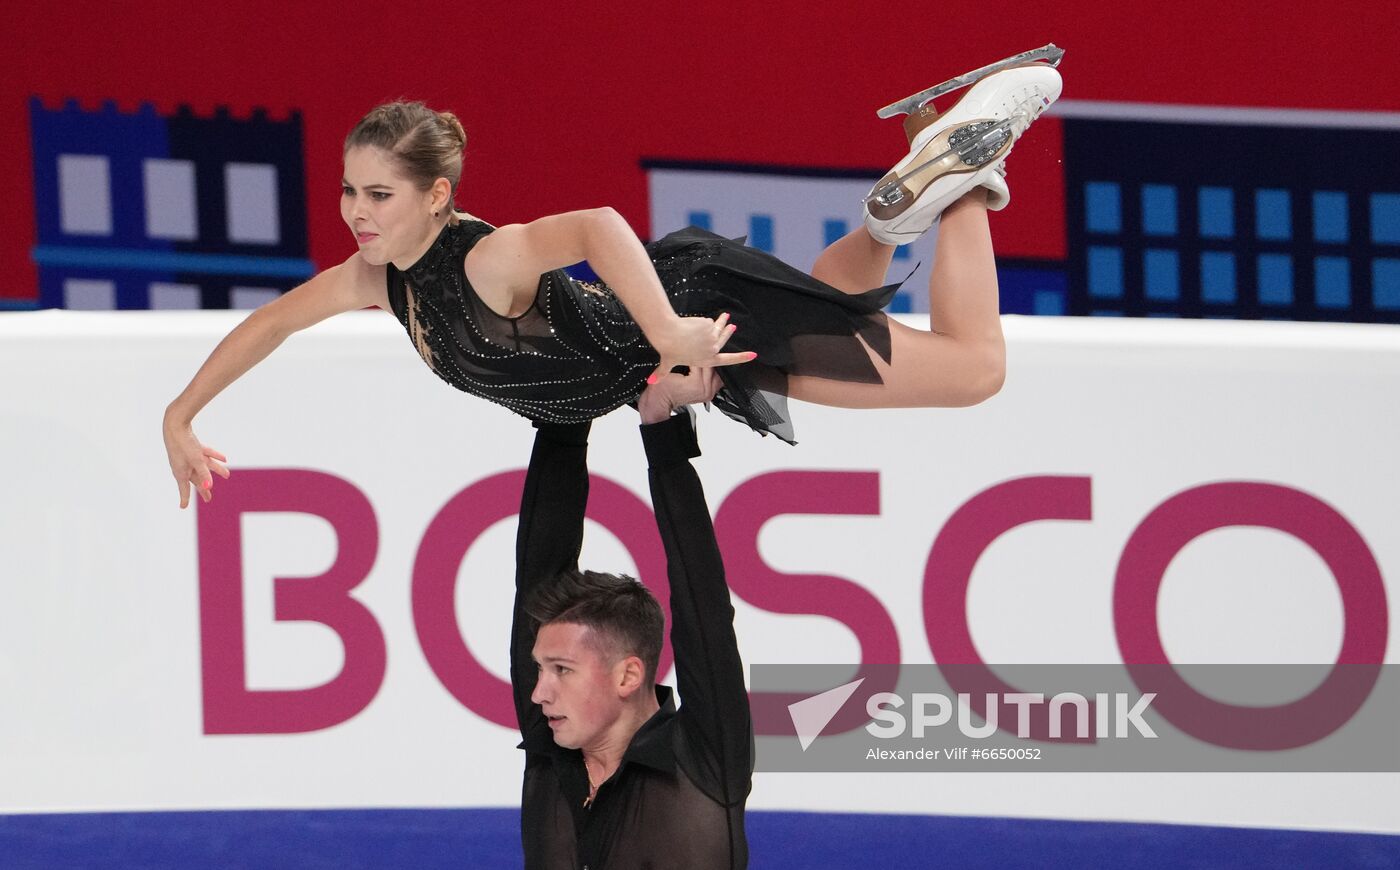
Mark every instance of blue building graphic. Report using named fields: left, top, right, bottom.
left=29, top=98, right=313, bottom=310
left=29, top=99, right=1400, bottom=322
left=645, top=109, right=1400, bottom=324
left=1063, top=115, right=1400, bottom=322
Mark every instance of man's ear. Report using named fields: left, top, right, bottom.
left=615, top=655, right=648, bottom=699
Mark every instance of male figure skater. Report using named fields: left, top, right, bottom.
left=510, top=368, right=752, bottom=869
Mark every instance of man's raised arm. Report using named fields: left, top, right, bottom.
left=640, top=389, right=752, bottom=806
left=510, top=420, right=592, bottom=736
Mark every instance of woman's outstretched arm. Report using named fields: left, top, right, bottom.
left=471, top=208, right=750, bottom=379
left=162, top=252, right=387, bottom=509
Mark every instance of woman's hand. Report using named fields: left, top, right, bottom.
left=163, top=416, right=231, bottom=509
left=638, top=366, right=722, bottom=424
left=647, top=312, right=754, bottom=384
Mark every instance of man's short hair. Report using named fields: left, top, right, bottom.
left=526, top=570, right=665, bottom=685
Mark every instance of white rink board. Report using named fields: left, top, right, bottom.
left=1, top=309, right=1398, bottom=833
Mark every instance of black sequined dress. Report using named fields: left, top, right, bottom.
left=385, top=219, right=896, bottom=443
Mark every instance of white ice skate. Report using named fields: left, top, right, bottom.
left=864, top=44, right=1064, bottom=245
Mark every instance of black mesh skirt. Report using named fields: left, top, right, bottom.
left=645, top=226, right=899, bottom=444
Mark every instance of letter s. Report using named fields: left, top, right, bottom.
left=866, top=692, right=905, bottom=738
left=715, top=471, right=900, bottom=737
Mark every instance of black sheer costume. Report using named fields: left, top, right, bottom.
left=511, top=415, right=752, bottom=869
left=385, top=219, right=897, bottom=443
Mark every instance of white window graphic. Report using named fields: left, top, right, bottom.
left=230, top=286, right=280, bottom=309
left=64, top=278, right=116, bottom=309
left=226, top=163, right=280, bottom=244
left=144, top=159, right=199, bottom=240
left=58, top=154, right=113, bottom=236
left=149, top=282, right=202, bottom=310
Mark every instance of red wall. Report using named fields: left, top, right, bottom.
left=7, top=1, right=1399, bottom=299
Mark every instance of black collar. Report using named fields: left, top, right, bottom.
left=518, top=685, right=678, bottom=775
left=402, top=222, right=458, bottom=287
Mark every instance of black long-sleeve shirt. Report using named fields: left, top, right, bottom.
left=510, top=414, right=753, bottom=869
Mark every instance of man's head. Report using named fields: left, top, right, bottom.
left=527, top=570, right=664, bottom=749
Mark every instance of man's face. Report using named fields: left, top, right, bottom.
left=530, top=622, right=626, bottom=749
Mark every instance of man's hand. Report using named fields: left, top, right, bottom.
left=638, top=366, right=721, bottom=424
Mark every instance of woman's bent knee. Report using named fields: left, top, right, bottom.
left=950, top=342, right=1005, bottom=407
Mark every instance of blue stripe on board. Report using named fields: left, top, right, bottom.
left=3, top=809, right=1398, bottom=870
left=31, top=246, right=317, bottom=278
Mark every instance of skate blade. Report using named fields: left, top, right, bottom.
left=876, top=43, right=1064, bottom=119
left=863, top=100, right=1035, bottom=210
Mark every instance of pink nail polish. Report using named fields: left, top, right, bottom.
left=202, top=480, right=212, bottom=490
left=646, top=374, right=658, bottom=385
left=746, top=352, right=758, bottom=360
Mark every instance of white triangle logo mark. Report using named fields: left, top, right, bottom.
left=787, top=678, right=866, bottom=751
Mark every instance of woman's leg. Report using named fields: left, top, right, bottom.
left=792, top=59, right=1065, bottom=409
left=791, top=187, right=1006, bottom=408
left=810, top=226, right=896, bottom=295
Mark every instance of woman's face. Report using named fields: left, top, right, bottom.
left=340, top=146, right=440, bottom=268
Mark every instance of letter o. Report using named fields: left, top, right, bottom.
left=1115, top=482, right=1387, bottom=750
left=412, top=471, right=673, bottom=729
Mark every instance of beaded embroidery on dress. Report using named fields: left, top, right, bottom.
left=385, top=220, right=899, bottom=442
left=385, top=219, right=658, bottom=425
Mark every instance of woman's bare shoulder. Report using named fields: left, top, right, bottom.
left=466, top=209, right=603, bottom=279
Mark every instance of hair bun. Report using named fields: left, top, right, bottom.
left=437, top=111, right=467, bottom=150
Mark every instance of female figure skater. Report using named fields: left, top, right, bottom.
left=163, top=48, right=1063, bottom=508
